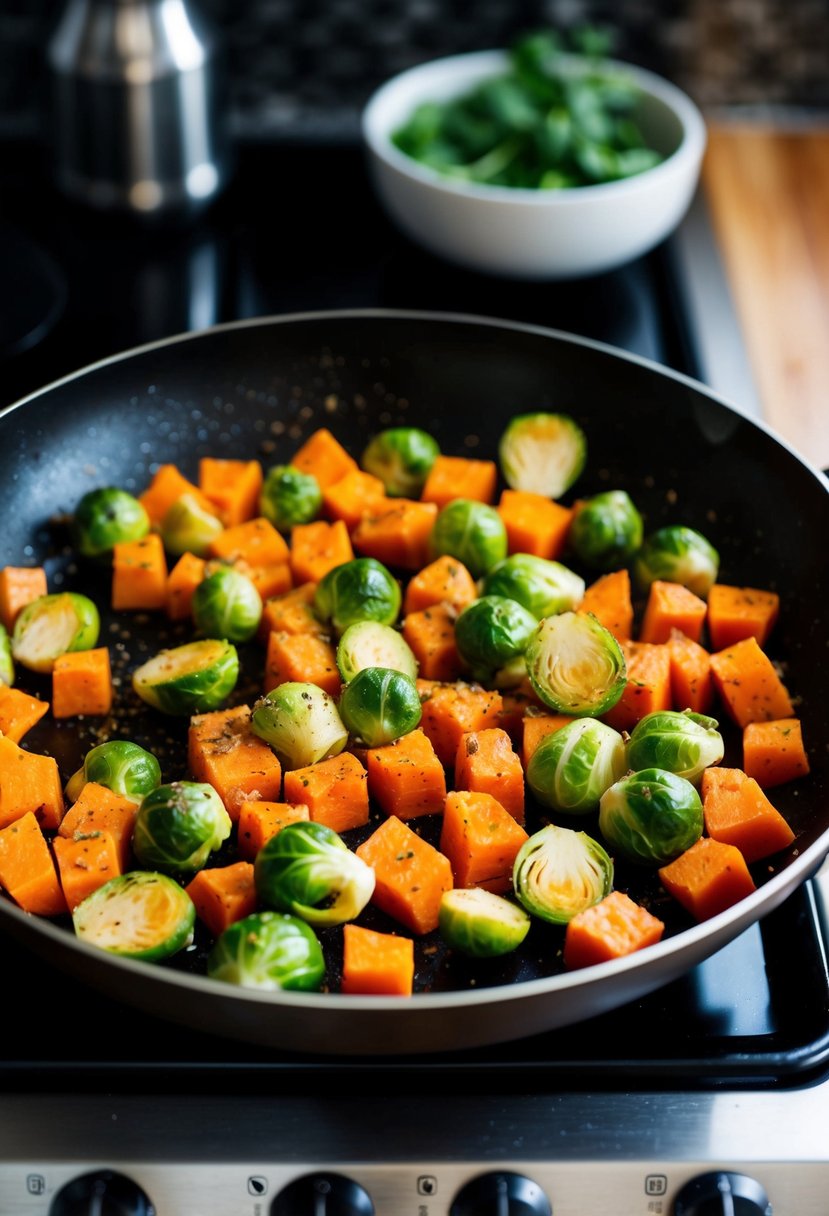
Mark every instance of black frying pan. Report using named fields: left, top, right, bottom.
left=1, top=309, right=827, bottom=1056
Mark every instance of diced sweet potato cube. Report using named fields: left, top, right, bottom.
left=188, top=705, right=283, bottom=820
left=356, top=814, right=453, bottom=935
left=282, top=752, right=369, bottom=834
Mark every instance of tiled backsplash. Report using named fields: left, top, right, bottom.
left=2, top=0, right=827, bottom=141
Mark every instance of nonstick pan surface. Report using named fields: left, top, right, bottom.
left=1, top=309, right=827, bottom=1056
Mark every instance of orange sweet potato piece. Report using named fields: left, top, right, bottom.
left=0, top=566, right=48, bottom=631
left=0, top=685, right=49, bottom=743
left=421, top=455, right=498, bottom=508
left=742, top=717, right=810, bottom=789
left=53, top=831, right=122, bottom=911
left=208, top=517, right=289, bottom=567
left=236, top=800, right=310, bottom=861
left=577, top=569, right=633, bottom=642
left=658, top=836, right=756, bottom=921
left=138, top=464, right=213, bottom=527
left=260, top=582, right=326, bottom=641
left=709, top=636, right=794, bottom=728
left=165, top=552, right=206, bottom=620
left=112, top=533, right=168, bottom=611
left=416, top=679, right=503, bottom=768
left=402, top=554, right=478, bottom=618
left=289, top=519, right=354, bottom=584
left=188, top=705, right=283, bottom=820
left=402, top=603, right=464, bottom=682
left=199, top=458, right=263, bottom=527
left=365, top=728, right=447, bottom=819
left=355, top=814, right=453, bottom=935
left=341, top=923, right=414, bottom=996
left=707, top=584, right=780, bottom=651
left=439, top=790, right=528, bottom=893
left=0, top=811, right=67, bottom=916
left=58, top=781, right=138, bottom=870
left=52, top=648, right=113, bottom=718
left=563, top=891, right=665, bottom=969
left=701, top=766, right=795, bottom=862
left=638, top=579, right=707, bottom=645
left=667, top=628, right=714, bottom=714
left=184, top=861, right=257, bottom=937
left=454, top=727, right=525, bottom=824
left=601, top=642, right=672, bottom=733
left=290, top=428, right=358, bottom=488
left=351, top=499, right=439, bottom=571
left=237, top=559, right=292, bottom=602
left=282, top=751, right=369, bottom=834
left=265, top=630, right=342, bottom=698
left=322, top=469, right=387, bottom=530
left=520, top=712, right=575, bottom=770
left=497, top=490, right=572, bottom=560
left=0, top=735, right=64, bottom=830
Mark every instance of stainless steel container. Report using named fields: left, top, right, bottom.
left=46, top=0, right=230, bottom=219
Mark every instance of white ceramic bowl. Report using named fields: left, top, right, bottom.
left=362, top=50, right=707, bottom=279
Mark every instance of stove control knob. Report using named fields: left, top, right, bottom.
left=270, top=1172, right=374, bottom=1215
left=673, top=1171, right=772, bottom=1215
left=450, top=1171, right=552, bottom=1216
left=49, top=1170, right=155, bottom=1215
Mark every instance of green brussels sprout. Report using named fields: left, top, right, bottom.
left=159, top=493, right=223, bottom=557
left=11, top=592, right=100, bottom=674
left=361, top=427, right=440, bottom=497
left=599, top=768, right=704, bottom=865
left=314, top=557, right=401, bottom=636
left=499, top=412, right=587, bottom=498
left=524, top=611, right=626, bottom=716
left=66, top=739, right=162, bottom=805
left=336, top=620, right=418, bottom=683
left=207, top=911, right=325, bottom=992
left=429, top=498, right=508, bottom=579
left=454, top=595, right=537, bottom=683
left=483, top=554, right=585, bottom=618
left=72, top=486, right=150, bottom=558
left=191, top=566, right=262, bottom=643
left=568, top=490, right=644, bottom=571
left=513, top=823, right=613, bottom=924
left=526, top=718, right=627, bottom=815
left=133, top=780, right=232, bottom=873
left=439, top=888, right=531, bottom=957
left=260, top=464, right=323, bottom=531
left=251, top=682, right=348, bottom=770
left=255, top=821, right=375, bottom=928
left=72, top=871, right=195, bottom=960
left=132, top=638, right=239, bottom=715
left=633, top=525, right=720, bottom=598
left=338, top=666, right=422, bottom=746
left=626, top=710, right=724, bottom=785
left=0, top=624, right=13, bottom=686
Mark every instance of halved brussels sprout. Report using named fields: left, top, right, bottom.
left=626, top=710, right=724, bottom=785
left=361, top=427, right=440, bottom=497
left=499, top=412, right=587, bottom=498
left=192, top=566, right=262, bottom=643
left=132, top=638, right=239, bottom=715
left=513, top=823, right=613, bottom=924
left=429, top=498, right=508, bottom=579
left=255, top=821, right=375, bottom=928
left=599, top=768, right=703, bottom=865
left=454, top=595, right=537, bottom=684
left=260, top=464, right=323, bottom=531
left=483, top=554, right=585, bottom=618
left=633, top=525, right=720, bottom=598
left=72, top=487, right=150, bottom=558
left=568, top=490, right=644, bottom=571
left=439, top=888, right=531, bottom=957
left=527, top=718, right=627, bottom=815
left=524, top=611, right=626, bottom=716
left=207, top=911, right=325, bottom=992
left=11, top=592, right=100, bottom=674
left=72, top=871, right=195, bottom=960
left=314, top=558, right=401, bottom=636
left=160, top=492, right=223, bottom=557
left=133, top=780, right=232, bottom=873
left=0, top=624, right=13, bottom=686
left=251, top=682, right=348, bottom=770
left=336, top=620, right=418, bottom=683
left=338, top=666, right=422, bottom=746
left=66, top=739, right=162, bottom=805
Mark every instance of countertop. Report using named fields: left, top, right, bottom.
left=703, top=122, right=829, bottom=469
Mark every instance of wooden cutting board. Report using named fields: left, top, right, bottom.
left=703, top=124, right=829, bottom=469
